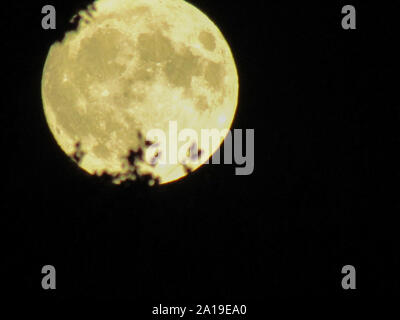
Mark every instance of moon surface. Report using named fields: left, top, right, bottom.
left=41, top=0, right=239, bottom=184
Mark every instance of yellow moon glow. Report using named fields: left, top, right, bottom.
left=41, top=0, right=239, bottom=184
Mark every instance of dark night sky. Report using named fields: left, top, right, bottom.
left=2, top=0, right=400, bottom=303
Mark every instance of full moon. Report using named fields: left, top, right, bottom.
left=41, top=0, right=239, bottom=184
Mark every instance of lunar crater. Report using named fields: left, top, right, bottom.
left=199, top=31, right=216, bottom=51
